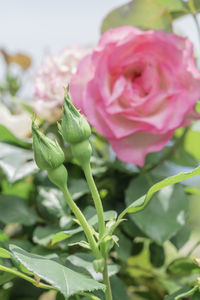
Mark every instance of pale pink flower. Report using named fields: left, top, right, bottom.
left=34, top=46, right=90, bottom=122
left=70, top=26, right=200, bottom=166
left=0, top=103, right=32, bottom=139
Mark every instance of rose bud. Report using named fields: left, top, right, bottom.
left=32, top=122, right=65, bottom=171
left=60, top=89, right=91, bottom=145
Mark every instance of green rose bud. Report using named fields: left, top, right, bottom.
left=60, top=89, right=91, bottom=144
left=32, top=122, right=65, bottom=170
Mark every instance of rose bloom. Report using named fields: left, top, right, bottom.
left=70, top=26, right=200, bottom=166
left=34, top=46, right=90, bottom=122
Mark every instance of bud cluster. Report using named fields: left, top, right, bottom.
left=32, top=88, right=92, bottom=185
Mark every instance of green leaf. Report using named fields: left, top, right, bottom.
left=149, top=242, right=165, bottom=268
left=165, top=288, right=191, bottom=300
left=192, top=291, right=200, bottom=300
left=167, top=257, right=200, bottom=276
left=65, top=253, right=120, bottom=281
left=110, top=276, right=129, bottom=300
left=171, top=224, right=191, bottom=249
left=115, top=229, right=133, bottom=261
left=0, top=142, right=37, bottom=183
left=125, top=175, right=188, bottom=243
left=184, top=128, right=200, bottom=161
left=0, top=231, right=9, bottom=243
left=10, top=245, right=105, bottom=297
left=0, top=272, right=15, bottom=285
left=0, top=248, right=11, bottom=258
left=0, top=195, right=37, bottom=226
left=175, top=286, right=199, bottom=300
left=101, top=0, right=173, bottom=34
left=94, top=276, right=129, bottom=300
left=194, top=0, right=200, bottom=11
left=121, top=165, right=200, bottom=216
left=153, top=0, right=186, bottom=11
left=33, top=225, right=60, bottom=246
left=68, top=241, right=91, bottom=250
left=0, top=124, right=30, bottom=148
left=37, top=187, right=68, bottom=222
left=68, top=178, right=89, bottom=201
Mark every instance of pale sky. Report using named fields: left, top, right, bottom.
left=0, top=0, right=200, bottom=67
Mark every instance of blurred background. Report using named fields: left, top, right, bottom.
left=0, top=0, right=200, bottom=67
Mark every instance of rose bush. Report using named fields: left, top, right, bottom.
left=34, top=46, right=90, bottom=122
left=70, top=26, right=200, bottom=166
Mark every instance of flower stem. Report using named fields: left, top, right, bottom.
left=0, top=265, right=55, bottom=290
left=61, top=186, right=101, bottom=259
left=103, top=263, right=113, bottom=300
left=82, top=163, right=113, bottom=300
left=83, top=163, right=105, bottom=239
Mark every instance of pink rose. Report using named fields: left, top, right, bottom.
left=70, top=26, right=200, bottom=166
left=34, top=46, right=90, bottom=122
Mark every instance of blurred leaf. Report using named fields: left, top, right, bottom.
left=37, top=187, right=68, bottom=222
left=115, top=229, right=133, bottom=261
left=0, top=248, right=11, bottom=258
left=167, top=257, right=200, bottom=277
left=93, top=276, right=129, bottom=300
left=0, top=231, right=9, bottom=244
left=194, top=0, right=200, bottom=11
left=0, top=272, right=15, bottom=285
left=125, top=175, right=188, bottom=243
left=192, top=291, right=200, bottom=299
left=132, top=241, right=144, bottom=256
left=65, top=253, right=120, bottom=281
left=109, top=276, right=129, bottom=300
left=184, top=128, right=200, bottom=161
left=9, top=53, right=31, bottom=69
left=101, top=0, right=173, bottom=34
left=33, top=226, right=60, bottom=246
left=10, top=245, right=105, bottom=297
left=153, top=0, right=186, bottom=11
left=0, top=125, right=30, bottom=148
left=68, top=178, right=89, bottom=201
left=0, top=195, right=37, bottom=226
left=168, top=147, right=198, bottom=168
left=149, top=242, right=165, bottom=268
left=2, top=178, right=33, bottom=199
left=0, top=142, right=37, bottom=183
left=0, top=49, right=31, bottom=69
left=165, top=288, right=191, bottom=300
left=170, top=224, right=191, bottom=249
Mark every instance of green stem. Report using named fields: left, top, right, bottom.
left=82, top=163, right=113, bottom=300
left=103, top=262, right=113, bottom=300
left=175, top=285, right=199, bottom=300
left=61, top=186, right=101, bottom=259
left=83, top=163, right=105, bottom=239
left=0, top=265, right=55, bottom=290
